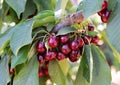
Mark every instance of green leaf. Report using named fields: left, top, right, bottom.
left=27, top=43, right=37, bottom=61
left=106, top=0, right=120, bottom=52
left=77, top=1, right=84, bottom=11
left=57, top=27, right=76, bottom=36
left=11, top=45, right=30, bottom=69
left=0, top=56, right=10, bottom=85
left=108, top=0, right=117, bottom=11
left=91, top=45, right=111, bottom=85
left=101, top=31, right=120, bottom=70
left=10, top=20, right=34, bottom=56
left=74, top=45, right=92, bottom=85
left=5, top=0, right=27, bottom=18
left=59, top=59, right=69, bottom=76
left=77, top=0, right=104, bottom=19
left=49, top=60, right=66, bottom=85
left=88, top=31, right=98, bottom=37
left=22, top=0, right=36, bottom=19
left=33, top=0, right=54, bottom=12
left=13, top=55, right=39, bottom=85
left=74, top=45, right=111, bottom=85
left=33, top=16, right=55, bottom=28
left=39, top=76, right=48, bottom=85
left=33, top=10, right=54, bottom=20
left=61, top=0, right=69, bottom=13
left=0, top=28, right=14, bottom=49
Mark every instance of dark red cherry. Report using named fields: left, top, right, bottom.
left=69, top=50, right=80, bottom=62
left=36, top=41, right=46, bottom=53
left=43, top=68, right=49, bottom=76
left=77, top=38, right=84, bottom=47
left=45, top=51, right=57, bottom=61
left=37, top=54, right=44, bottom=64
left=102, top=0, right=107, bottom=10
left=70, top=40, right=80, bottom=50
left=91, top=35, right=99, bottom=44
left=48, top=35, right=59, bottom=48
left=60, top=34, right=69, bottom=43
left=88, top=25, right=94, bottom=31
left=57, top=52, right=66, bottom=61
left=38, top=68, right=44, bottom=78
left=83, top=35, right=92, bottom=45
left=101, top=9, right=110, bottom=23
left=61, top=44, right=71, bottom=55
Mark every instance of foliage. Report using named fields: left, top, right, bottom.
left=0, top=0, right=119, bottom=85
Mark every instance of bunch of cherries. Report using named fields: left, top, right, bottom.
left=98, top=0, right=111, bottom=23
left=36, top=25, right=100, bottom=78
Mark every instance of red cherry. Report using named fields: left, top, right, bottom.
left=98, top=0, right=108, bottom=16
left=70, top=40, right=80, bottom=50
left=61, top=44, right=71, bottom=55
left=38, top=68, right=44, bottom=78
left=36, top=41, right=46, bottom=53
left=83, top=35, right=92, bottom=45
left=88, top=25, right=94, bottom=31
left=101, top=9, right=110, bottom=23
left=91, top=35, right=99, bottom=44
left=102, top=0, right=107, bottom=10
left=77, top=38, right=84, bottom=47
left=57, top=52, right=66, bottom=61
left=45, top=51, right=57, bottom=61
left=69, top=50, right=80, bottom=62
left=37, top=54, right=44, bottom=64
left=60, top=34, right=69, bottom=43
left=48, top=35, right=59, bottom=48
left=45, top=61, right=49, bottom=68
left=43, top=68, right=49, bottom=76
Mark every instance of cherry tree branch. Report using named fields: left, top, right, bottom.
left=52, top=10, right=84, bottom=33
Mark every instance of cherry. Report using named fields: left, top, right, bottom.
left=69, top=50, right=80, bottom=62
left=45, top=61, right=49, bottom=68
left=36, top=41, right=46, bottom=53
left=88, top=25, right=94, bottom=31
left=60, top=34, right=69, bottom=43
left=61, top=44, right=71, bottom=55
left=45, top=51, right=57, bottom=61
left=37, top=54, right=44, bottom=64
left=79, top=47, right=83, bottom=55
left=38, top=67, right=44, bottom=78
left=77, top=38, right=84, bottom=47
left=48, top=35, right=59, bottom=48
left=102, top=0, right=107, bottom=10
left=82, top=35, right=92, bottom=45
left=57, top=52, right=66, bottom=61
left=91, top=35, right=99, bottom=44
left=101, top=9, right=110, bottom=23
left=70, top=40, right=80, bottom=50
left=38, top=70, right=44, bottom=78
left=43, top=68, right=49, bottom=76
left=98, top=0, right=108, bottom=16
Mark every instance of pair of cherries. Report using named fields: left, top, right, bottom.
left=98, top=0, right=111, bottom=23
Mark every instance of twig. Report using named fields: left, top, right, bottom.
left=52, top=10, right=84, bottom=33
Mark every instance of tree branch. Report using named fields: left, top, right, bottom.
left=52, top=10, right=84, bottom=33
